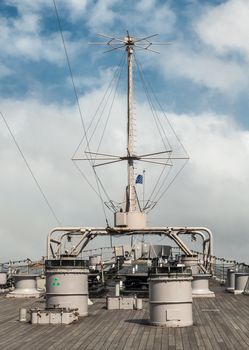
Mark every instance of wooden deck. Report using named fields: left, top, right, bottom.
left=1, top=283, right=249, bottom=350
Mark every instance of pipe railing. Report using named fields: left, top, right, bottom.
left=192, top=250, right=249, bottom=283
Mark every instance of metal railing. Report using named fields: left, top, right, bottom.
left=192, top=250, right=249, bottom=283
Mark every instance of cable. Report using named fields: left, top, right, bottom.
left=91, top=60, right=125, bottom=220
left=133, top=52, right=190, bottom=207
left=134, top=52, right=172, bottom=151
left=94, top=52, right=126, bottom=163
left=72, top=160, right=102, bottom=199
left=156, top=159, right=189, bottom=203
left=144, top=81, right=190, bottom=204
left=53, top=0, right=87, bottom=138
left=72, top=51, right=126, bottom=161
left=53, top=0, right=109, bottom=224
left=0, top=111, right=61, bottom=226
left=133, top=53, right=173, bottom=206
left=144, top=70, right=190, bottom=159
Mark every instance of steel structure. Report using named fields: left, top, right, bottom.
left=47, top=226, right=214, bottom=272
left=48, top=33, right=215, bottom=273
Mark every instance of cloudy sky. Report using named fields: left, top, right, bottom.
left=0, top=0, right=249, bottom=263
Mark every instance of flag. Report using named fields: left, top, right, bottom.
left=135, top=174, right=143, bottom=184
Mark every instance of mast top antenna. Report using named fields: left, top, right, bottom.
left=89, top=32, right=171, bottom=54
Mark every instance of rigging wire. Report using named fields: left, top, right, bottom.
left=53, top=0, right=86, bottom=137
left=72, top=52, right=126, bottom=212
left=133, top=53, right=172, bottom=208
left=72, top=161, right=103, bottom=200
left=93, top=52, right=126, bottom=163
left=0, top=111, right=61, bottom=226
left=72, top=51, right=126, bottom=211
left=133, top=52, right=189, bottom=209
left=72, top=51, right=126, bottom=160
left=88, top=54, right=126, bottom=214
left=156, top=159, right=189, bottom=203
left=134, top=53, right=172, bottom=151
left=146, top=77, right=190, bottom=159
left=53, top=0, right=109, bottom=224
left=142, top=66, right=190, bottom=204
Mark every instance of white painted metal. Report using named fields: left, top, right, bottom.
left=114, top=212, right=127, bottom=227
left=149, top=274, right=193, bottom=327
left=106, top=296, right=142, bottom=310
left=127, top=44, right=136, bottom=213
left=192, top=274, right=215, bottom=298
left=7, top=275, right=41, bottom=298
left=115, top=212, right=147, bottom=228
left=30, top=308, right=78, bottom=324
left=226, top=269, right=236, bottom=292
left=19, top=308, right=27, bottom=322
left=182, top=255, right=199, bottom=274
left=234, top=273, right=249, bottom=295
left=46, top=267, right=89, bottom=317
left=134, top=297, right=143, bottom=310
left=36, top=275, right=46, bottom=291
left=115, top=282, right=120, bottom=297
left=47, top=226, right=214, bottom=273
left=0, top=272, right=7, bottom=285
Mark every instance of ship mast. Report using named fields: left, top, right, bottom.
left=126, top=37, right=136, bottom=213
left=73, top=33, right=188, bottom=228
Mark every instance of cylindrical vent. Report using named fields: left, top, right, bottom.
left=19, top=308, right=27, bottom=322
left=46, top=263, right=89, bottom=317
left=192, top=274, right=214, bottom=297
left=0, top=272, right=7, bottom=286
left=226, top=269, right=236, bottom=292
left=181, top=255, right=199, bottom=274
left=234, top=273, right=249, bottom=294
left=8, top=275, right=40, bottom=298
left=149, top=274, right=193, bottom=327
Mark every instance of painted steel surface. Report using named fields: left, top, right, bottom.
left=226, top=269, right=236, bottom=292
left=192, top=274, right=215, bottom=297
left=8, top=275, right=41, bottom=298
left=46, top=267, right=89, bottom=316
left=149, top=274, right=193, bottom=327
left=0, top=272, right=7, bottom=285
left=181, top=255, right=199, bottom=274
left=234, top=272, right=249, bottom=294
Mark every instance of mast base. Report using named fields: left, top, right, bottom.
left=114, top=212, right=147, bottom=229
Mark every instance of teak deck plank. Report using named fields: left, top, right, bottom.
left=1, top=284, right=249, bottom=350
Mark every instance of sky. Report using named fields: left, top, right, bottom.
left=0, top=0, right=249, bottom=263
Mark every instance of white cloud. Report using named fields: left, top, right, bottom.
left=1, top=90, right=249, bottom=262
left=152, top=112, right=249, bottom=261
left=133, top=0, right=175, bottom=35
left=195, top=0, right=249, bottom=61
left=86, top=0, right=118, bottom=32
left=56, top=0, right=88, bottom=23
left=158, top=43, right=249, bottom=95
left=83, top=0, right=175, bottom=36
left=1, top=0, right=249, bottom=264
left=0, top=1, right=81, bottom=64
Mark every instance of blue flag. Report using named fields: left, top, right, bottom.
left=135, top=174, right=143, bottom=184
